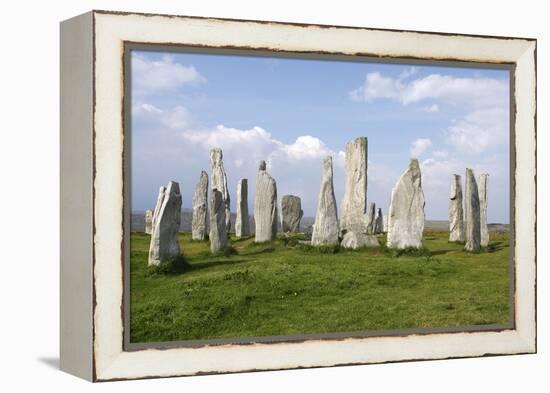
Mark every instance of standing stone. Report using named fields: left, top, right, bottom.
left=366, top=202, right=377, bottom=234
left=280, top=195, right=303, bottom=232
left=148, top=182, right=182, bottom=265
left=478, top=174, right=489, bottom=247
left=254, top=161, right=278, bottom=242
left=209, top=189, right=228, bottom=253
left=449, top=174, right=465, bottom=242
left=144, top=209, right=153, bottom=235
left=374, top=208, right=384, bottom=234
left=383, top=214, right=388, bottom=233
left=210, top=148, right=231, bottom=233
left=311, top=156, right=339, bottom=246
left=191, top=171, right=208, bottom=240
left=340, top=137, right=369, bottom=235
left=387, top=159, right=425, bottom=249
left=464, top=168, right=481, bottom=252
left=235, top=179, right=250, bottom=238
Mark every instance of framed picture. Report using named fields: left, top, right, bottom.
left=60, top=10, right=537, bottom=381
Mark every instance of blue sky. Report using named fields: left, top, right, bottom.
left=131, top=49, right=510, bottom=223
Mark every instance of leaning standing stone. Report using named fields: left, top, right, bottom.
left=210, top=148, right=231, bottom=233
left=449, top=174, right=465, bottom=242
left=235, top=179, right=250, bottom=238
left=191, top=171, right=208, bottom=240
left=254, top=161, right=278, bottom=242
left=209, top=189, right=228, bottom=253
left=144, top=209, right=153, bottom=235
left=311, top=156, right=340, bottom=246
left=280, top=195, right=303, bottom=232
left=340, top=137, right=369, bottom=235
left=478, top=174, right=489, bottom=247
left=148, top=182, right=182, bottom=265
left=464, top=168, right=481, bottom=252
left=387, top=159, right=425, bottom=249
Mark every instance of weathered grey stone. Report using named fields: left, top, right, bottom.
left=340, top=137, right=369, bottom=235
left=449, top=174, right=465, bottom=242
left=464, top=168, right=481, bottom=252
left=254, top=161, right=278, bottom=242
left=387, top=159, right=425, bottom=249
left=235, top=178, right=250, bottom=238
left=144, top=209, right=153, bottom=235
left=366, top=202, right=377, bottom=234
left=374, top=208, right=384, bottom=234
left=311, top=156, right=339, bottom=246
left=210, top=148, right=231, bottom=233
left=341, top=232, right=380, bottom=249
left=280, top=195, right=303, bottom=233
left=209, top=189, right=228, bottom=253
left=148, top=182, right=182, bottom=265
left=383, top=214, right=388, bottom=233
left=478, top=173, right=489, bottom=247
left=191, top=171, right=208, bottom=240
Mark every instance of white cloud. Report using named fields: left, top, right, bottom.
left=350, top=72, right=507, bottom=107
left=398, top=67, right=417, bottom=80
left=432, top=150, right=449, bottom=159
left=421, top=104, right=439, bottom=112
left=445, top=107, right=508, bottom=154
left=132, top=54, right=206, bottom=95
left=133, top=103, right=194, bottom=130
left=410, top=138, right=432, bottom=157
left=132, top=106, right=348, bottom=216
left=349, top=72, right=404, bottom=103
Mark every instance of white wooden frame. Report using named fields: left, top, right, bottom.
left=60, top=10, right=536, bottom=382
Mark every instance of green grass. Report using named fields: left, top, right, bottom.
left=129, top=231, right=511, bottom=343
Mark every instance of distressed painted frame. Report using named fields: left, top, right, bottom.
left=60, top=10, right=536, bottom=382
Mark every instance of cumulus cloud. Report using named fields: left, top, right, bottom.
left=445, top=107, right=508, bottom=154
left=410, top=138, right=432, bottom=157
left=132, top=54, right=206, bottom=96
left=132, top=104, right=348, bottom=216
left=133, top=103, right=194, bottom=130
left=350, top=72, right=507, bottom=108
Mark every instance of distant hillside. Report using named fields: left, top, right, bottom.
left=132, top=212, right=509, bottom=234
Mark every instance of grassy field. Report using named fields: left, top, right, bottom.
left=129, top=231, right=511, bottom=343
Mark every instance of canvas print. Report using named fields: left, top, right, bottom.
left=128, top=49, right=511, bottom=344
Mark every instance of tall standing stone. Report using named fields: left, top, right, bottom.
left=383, top=214, right=388, bottom=233
left=210, top=148, right=231, bottom=233
left=254, top=161, right=278, bottom=242
left=464, top=168, right=481, bottom=252
left=478, top=174, right=489, bottom=247
left=387, top=159, right=425, bottom=249
left=144, top=209, right=153, bottom=235
left=311, top=156, right=339, bottom=246
left=366, top=202, right=377, bottom=234
left=148, top=181, right=182, bottom=265
left=340, top=137, right=368, bottom=235
left=280, top=195, right=303, bottom=232
left=191, top=171, right=208, bottom=240
left=235, top=179, right=250, bottom=238
left=374, top=208, right=384, bottom=234
left=449, top=174, right=465, bottom=242
left=209, top=189, right=228, bottom=253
